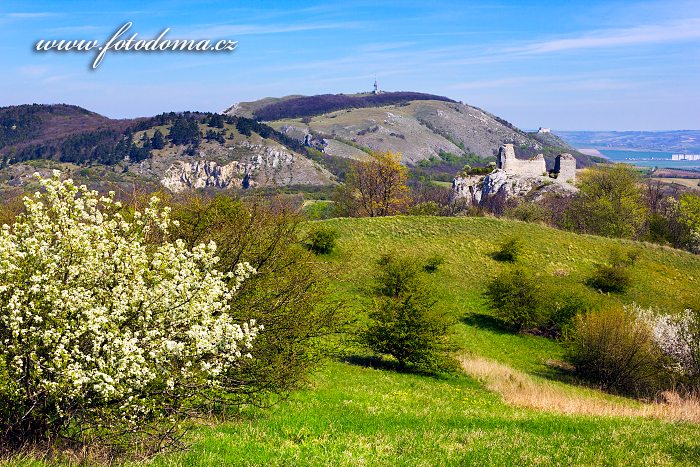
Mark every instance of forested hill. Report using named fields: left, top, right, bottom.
left=226, top=92, right=456, bottom=121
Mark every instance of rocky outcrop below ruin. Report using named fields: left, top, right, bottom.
left=453, top=169, right=577, bottom=205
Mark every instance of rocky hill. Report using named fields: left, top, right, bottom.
left=0, top=105, right=333, bottom=197
left=226, top=92, right=594, bottom=168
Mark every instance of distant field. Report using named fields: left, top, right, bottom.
left=653, top=177, right=700, bottom=190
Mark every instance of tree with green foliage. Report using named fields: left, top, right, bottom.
left=151, top=129, right=165, bottom=149
left=679, top=192, right=700, bottom=250
left=363, top=254, right=455, bottom=372
left=169, top=116, right=200, bottom=146
left=168, top=194, right=343, bottom=408
left=305, top=226, right=340, bottom=255
left=565, top=164, right=647, bottom=238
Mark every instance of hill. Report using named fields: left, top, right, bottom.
left=0, top=106, right=334, bottom=197
left=226, top=92, right=594, bottom=168
left=142, top=215, right=700, bottom=465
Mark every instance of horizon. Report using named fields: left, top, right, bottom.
left=0, top=0, right=698, bottom=131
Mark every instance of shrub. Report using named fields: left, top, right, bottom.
left=564, top=164, right=647, bottom=239
left=0, top=173, right=259, bottom=450
left=484, top=268, right=543, bottom=331
left=566, top=306, right=665, bottom=395
left=305, top=226, right=340, bottom=255
left=408, top=201, right=441, bottom=216
left=635, top=304, right=700, bottom=392
left=588, top=263, right=631, bottom=293
left=363, top=254, right=455, bottom=372
left=492, top=237, right=523, bottom=262
left=169, top=195, right=342, bottom=409
left=423, top=255, right=445, bottom=273
left=504, top=201, right=549, bottom=223
left=587, top=248, right=637, bottom=293
left=544, top=289, right=599, bottom=334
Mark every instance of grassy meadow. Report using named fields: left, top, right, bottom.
left=14, top=216, right=700, bottom=466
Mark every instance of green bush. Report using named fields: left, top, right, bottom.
left=303, top=200, right=336, bottom=220
left=566, top=306, right=666, bottom=395
left=492, top=237, right=523, bottom=262
left=587, top=247, right=638, bottom=293
left=484, top=268, right=543, bottom=331
left=363, top=254, right=455, bottom=372
left=374, top=254, right=422, bottom=297
left=504, top=201, right=549, bottom=223
left=408, top=201, right=441, bottom=216
left=423, top=255, right=445, bottom=273
left=544, top=288, right=600, bottom=335
left=169, top=195, right=342, bottom=409
left=305, top=226, right=340, bottom=255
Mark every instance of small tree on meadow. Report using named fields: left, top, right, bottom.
left=335, top=151, right=410, bottom=217
left=565, top=164, right=647, bottom=239
left=679, top=192, right=700, bottom=251
left=151, top=129, right=166, bottom=149
left=363, top=254, right=455, bottom=372
left=484, top=267, right=543, bottom=331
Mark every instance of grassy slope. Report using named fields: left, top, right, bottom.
left=138, top=216, right=700, bottom=466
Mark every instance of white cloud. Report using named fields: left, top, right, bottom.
left=186, top=21, right=364, bottom=38
left=508, top=17, right=700, bottom=55
left=18, top=65, right=50, bottom=77
left=4, top=12, right=59, bottom=19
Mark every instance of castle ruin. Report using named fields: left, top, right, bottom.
left=497, top=143, right=576, bottom=182
left=452, top=144, right=578, bottom=205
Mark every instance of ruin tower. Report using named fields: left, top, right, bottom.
left=554, top=153, right=577, bottom=183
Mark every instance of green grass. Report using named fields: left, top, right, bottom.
left=147, top=216, right=700, bottom=465
left=144, top=361, right=699, bottom=466
left=12, top=216, right=700, bottom=465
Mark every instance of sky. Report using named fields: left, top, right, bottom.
left=0, top=0, right=698, bottom=131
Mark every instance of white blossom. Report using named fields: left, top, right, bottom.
left=0, top=172, right=259, bottom=434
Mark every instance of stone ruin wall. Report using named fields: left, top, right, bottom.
left=497, top=144, right=547, bottom=177
left=554, top=153, right=576, bottom=183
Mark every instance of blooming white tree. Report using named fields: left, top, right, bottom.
left=0, top=172, right=259, bottom=448
left=632, top=304, right=700, bottom=382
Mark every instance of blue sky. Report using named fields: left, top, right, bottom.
left=0, top=0, right=698, bottom=130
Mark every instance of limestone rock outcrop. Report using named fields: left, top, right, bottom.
left=161, top=160, right=242, bottom=192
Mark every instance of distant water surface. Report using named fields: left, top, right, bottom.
left=597, top=149, right=700, bottom=169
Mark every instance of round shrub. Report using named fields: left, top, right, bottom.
left=566, top=306, right=665, bottom=395
left=305, top=226, right=339, bottom=255
left=587, top=247, right=637, bottom=293
left=492, top=237, right=523, bottom=262
left=587, top=264, right=631, bottom=292
left=0, top=173, right=259, bottom=450
left=484, top=267, right=543, bottom=331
